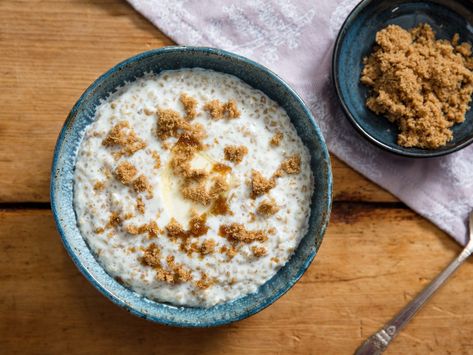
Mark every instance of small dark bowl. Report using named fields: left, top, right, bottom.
left=332, top=0, right=473, bottom=158
left=50, top=47, right=332, bottom=327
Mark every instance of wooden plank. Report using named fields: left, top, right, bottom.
left=0, top=0, right=172, bottom=203
left=0, top=0, right=396, bottom=203
left=0, top=207, right=469, bottom=354
left=332, top=158, right=397, bottom=202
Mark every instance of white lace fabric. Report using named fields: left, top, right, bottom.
left=127, top=0, right=473, bottom=245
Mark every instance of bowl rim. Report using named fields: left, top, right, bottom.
left=332, top=0, right=473, bottom=158
left=50, top=46, right=332, bottom=327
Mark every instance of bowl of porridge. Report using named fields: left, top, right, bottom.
left=51, top=47, right=332, bottom=326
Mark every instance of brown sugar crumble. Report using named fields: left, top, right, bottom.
left=132, top=175, right=153, bottom=198
left=210, top=175, right=229, bottom=196
left=142, top=244, right=193, bottom=283
left=125, top=224, right=141, bottom=235
left=219, top=223, right=268, bottom=243
left=165, top=218, right=187, bottom=239
left=250, top=170, right=276, bottom=198
left=269, top=131, right=283, bottom=146
left=114, top=161, right=137, bottom=185
left=203, top=100, right=223, bottom=119
left=170, top=132, right=207, bottom=179
left=182, top=175, right=229, bottom=206
left=360, top=23, right=473, bottom=149
left=200, top=239, right=216, bottom=255
left=210, top=195, right=232, bottom=216
left=256, top=199, right=280, bottom=216
left=151, top=150, right=161, bottom=169
left=224, top=145, right=248, bottom=164
left=180, top=93, right=198, bottom=120
left=181, top=182, right=211, bottom=205
left=225, top=245, right=238, bottom=259
left=173, top=264, right=193, bottom=282
left=107, top=211, right=122, bottom=228
left=161, top=141, right=173, bottom=150
left=102, top=121, right=146, bottom=158
left=156, top=108, right=191, bottom=140
left=93, top=181, right=105, bottom=191
left=203, top=99, right=241, bottom=119
left=195, top=273, right=215, bottom=289
left=212, top=163, right=232, bottom=174
left=114, top=162, right=153, bottom=198
left=251, top=246, right=267, bottom=257
left=142, top=243, right=161, bottom=267
left=167, top=255, right=193, bottom=282
left=454, top=33, right=472, bottom=57
left=219, top=245, right=239, bottom=260
left=125, top=221, right=161, bottom=238
left=123, top=212, right=134, bottom=220
left=144, top=221, right=161, bottom=238
left=165, top=214, right=209, bottom=241
left=136, top=196, right=145, bottom=214
left=223, top=100, right=241, bottom=118
left=180, top=240, right=200, bottom=256
left=279, top=154, right=301, bottom=175
left=188, top=213, right=209, bottom=237
left=156, top=268, right=174, bottom=283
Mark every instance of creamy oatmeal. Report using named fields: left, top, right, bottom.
left=74, top=69, right=313, bottom=307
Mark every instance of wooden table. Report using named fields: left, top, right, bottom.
left=1, top=1, right=472, bottom=354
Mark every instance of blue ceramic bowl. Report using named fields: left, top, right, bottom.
left=50, top=47, right=332, bottom=327
left=333, top=0, right=473, bottom=157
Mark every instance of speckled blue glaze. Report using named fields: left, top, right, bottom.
left=333, top=0, right=473, bottom=157
left=50, top=47, right=332, bottom=327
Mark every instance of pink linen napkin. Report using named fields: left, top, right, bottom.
left=127, top=0, right=473, bottom=245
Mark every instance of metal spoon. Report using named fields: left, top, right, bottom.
left=355, top=211, right=473, bottom=355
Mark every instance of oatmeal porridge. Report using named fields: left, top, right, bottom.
left=74, top=69, right=314, bottom=307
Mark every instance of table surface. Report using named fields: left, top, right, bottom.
left=1, top=1, right=472, bottom=354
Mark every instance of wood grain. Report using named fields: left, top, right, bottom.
left=1, top=207, right=470, bottom=355
left=0, top=0, right=396, bottom=203
left=1, top=1, right=462, bottom=354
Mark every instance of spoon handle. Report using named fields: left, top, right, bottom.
left=355, top=244, right=473, bottom=355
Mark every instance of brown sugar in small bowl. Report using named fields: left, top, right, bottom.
left=332, top=0, right=473, bottom=157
